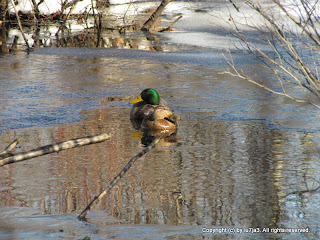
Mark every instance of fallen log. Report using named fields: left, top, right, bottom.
left=0, top=133, right=111, bottom=167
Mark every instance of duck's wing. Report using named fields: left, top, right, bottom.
left=131, top=103, right=157, bottom=120
left=130, top=101, right=145, bottom=119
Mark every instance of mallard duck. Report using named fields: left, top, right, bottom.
left=130, top=88, right=178, bottom=130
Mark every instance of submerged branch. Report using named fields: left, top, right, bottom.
left=0, top=133, right=111, bottom=167
left=78, top=136, right=161, bottom=220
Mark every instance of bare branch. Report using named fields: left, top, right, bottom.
left=0, top=133, right=111, bottom=167
left=224, top=0, right=320, bottom=105
left=222, top=50, right=320, bottom=109
left=273, top=0, right=320, bottom=47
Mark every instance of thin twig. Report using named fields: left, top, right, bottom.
left=284, top=185, right=320, bottom=198
left=244, top=0, right=320, bottom=96
left=229, top=0, right=240, bottom=12
left=10, top=0, right=30, bottom=50
left=273, top=0, right=320, bottom=47
left=222, top=51, right=320, bottom=109
left=224, top=0, right=320, bottom=104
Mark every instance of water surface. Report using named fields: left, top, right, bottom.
left=1, top=1, right=320, bottom=239
left=0, top=47, right=319, bottom=240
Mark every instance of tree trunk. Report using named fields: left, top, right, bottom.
left=141, top=0, right=171, bottom=31
left=0, top=0, right=8, bottom=53
left=0, top=0, right=7, bottom=20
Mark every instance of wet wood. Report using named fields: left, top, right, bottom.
left=141, top=0, right=171, bottom=31
left=159, top=15, right=182, bottom=32
left=0, top=138, right=21, bottom=159
left=78, top=136, right=161, bottom=220
left=0, top=133, right=111, bottom=167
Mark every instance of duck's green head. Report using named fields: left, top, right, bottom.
left=130, top=88, right=160, bottom=105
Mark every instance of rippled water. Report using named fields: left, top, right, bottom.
left=0, top=47, right=319, bottom=240
left=1, top=1, right=320, bottom=238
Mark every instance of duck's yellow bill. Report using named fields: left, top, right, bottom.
left=132, top=132, right=143, bottom=139
left=130, top=95, right=143, bottom=104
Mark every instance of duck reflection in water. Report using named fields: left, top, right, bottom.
left=130, top=88, right=179, bottom=146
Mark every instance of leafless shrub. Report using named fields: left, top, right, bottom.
left=224, top=0, right=320, bottom=108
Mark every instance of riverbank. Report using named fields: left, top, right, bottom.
left=1, top=1, right=237, bottom=52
